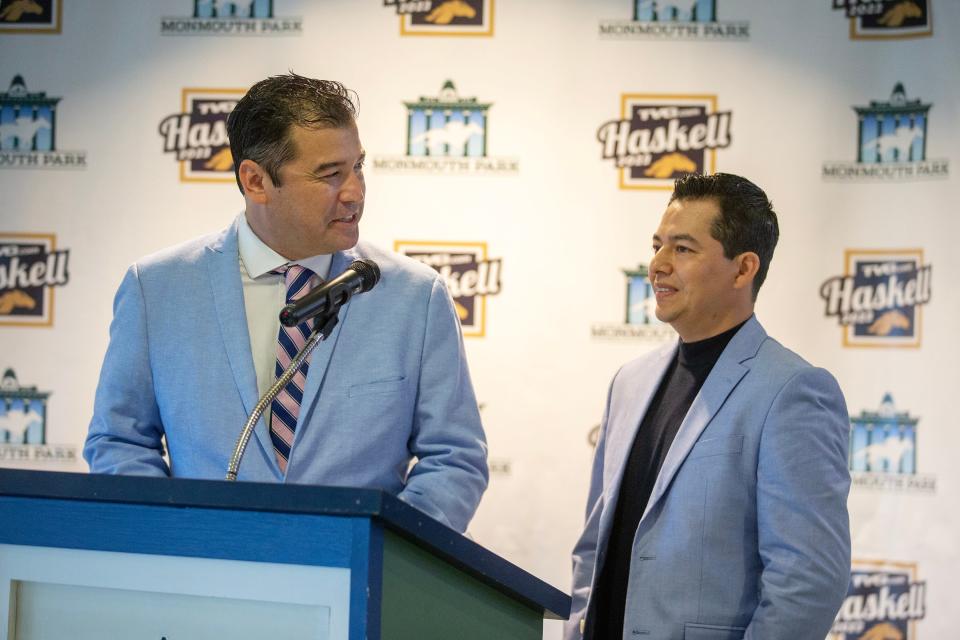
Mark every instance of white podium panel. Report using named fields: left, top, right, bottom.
left=0, top=545, right=350, bottom=640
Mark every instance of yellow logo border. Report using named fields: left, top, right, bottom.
left=394, top=239, right=491, bottom=338
left=617, top=93, right=720, bottom=191
left=0, top=232, right=58, bottom=328
left=842, top=248, right=925, bottom=349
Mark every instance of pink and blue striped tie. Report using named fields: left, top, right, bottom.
left=271, top=264, right=316, bottom=473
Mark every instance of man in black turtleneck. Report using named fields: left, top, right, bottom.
left=565, top=174, right=851, bottom=640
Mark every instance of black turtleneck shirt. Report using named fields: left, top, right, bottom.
left=589, top=320, right=746, bottom=640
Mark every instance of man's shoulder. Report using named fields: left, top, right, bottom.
left=613, top=318, right=827, bottom=387
left=133, top=226, right=230, bottom=275
left=348, top=240, right=442, bottom=289
left=742, top=326, right=844, bottom=404
left=752, top=334, right=821, bottom=380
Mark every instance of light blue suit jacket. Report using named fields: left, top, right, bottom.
left=84, top=221, right=488, bottom=532
left=566, top=317, right=850, bottom=640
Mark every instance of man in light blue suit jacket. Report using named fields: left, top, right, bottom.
left=566, top=174, right=850, bottom=639
left=85, top=74, right=488, bottom=533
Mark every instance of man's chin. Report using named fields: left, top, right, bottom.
left=334, top=229, right=360, bottom=252
left=319, top=226, right=361, bottom=254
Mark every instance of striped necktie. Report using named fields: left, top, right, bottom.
left=270, top=264, right=316, bottom=473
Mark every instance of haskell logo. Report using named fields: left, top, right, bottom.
left=830, top=560, right=927, bottom=640
left=158, top=88, right=242, bottom=183
left=821, top=249, right=931, bottom=349
left=383, top=0, right=494, bottom=37
left=823, top=83, right=948, bottom=181
left=598, top=94, right=732, bottom=190
left=0, top=368, right=76, bottom=463
left=161, top=0, right=302, bottom=36
left=0, top=0, right=61, bottom=34
left=591, top=263, right=676, bottom=341
left=588, top=424, right=601, bottom=448
left=394, top=240, right=502, bottom=338
left=0, top=75, right=87, bottom=170
left=373, top=81, right=518, bottom=175
left=0, top=233, right=70, bottom=327
left=599, top=0, right=749, bottom=40
left=849, top=393, right=935, bottom=493
left=832, top=0, right=932, bottom=40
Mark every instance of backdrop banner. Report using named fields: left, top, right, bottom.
left=2, top=2, right=957, bottom=638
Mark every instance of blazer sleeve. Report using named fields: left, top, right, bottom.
left=747, top=367, right=851, bottom=639
left=397, top=276, right=489, bottom=533
left=83, top=265, right=170, bottom=476
left=563, top=371, right=618, bottom=640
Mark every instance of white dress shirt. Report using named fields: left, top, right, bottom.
left=236, top=214, right=332, bottom=401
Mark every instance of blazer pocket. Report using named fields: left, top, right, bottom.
left=687, top=435, right=744, bottom=460
left=348, top=376, right=406, bottom=397
left=684, top=622, right=746, bottom=640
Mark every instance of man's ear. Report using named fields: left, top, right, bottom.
left=238, top=159, right=271, bottom=204
left=733, top=252, right=760, bottom=291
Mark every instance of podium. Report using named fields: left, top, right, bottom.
left=0, top=469, right=570, bottom=640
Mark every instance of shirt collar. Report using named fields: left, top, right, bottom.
left=237, top=213, right=333, bottom=279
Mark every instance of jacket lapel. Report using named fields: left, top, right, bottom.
left=598, top=342, right=677, bottom=538
left=204, top=220, right=270, bottom=460
left=638, top=316, right=767, bottom=524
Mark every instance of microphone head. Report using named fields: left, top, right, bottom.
left=350, top=259, right=381, bottom=293
left=278, top=304, right=297, bottom=327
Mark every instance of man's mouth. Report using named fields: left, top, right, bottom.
left=332, top=213, right=359, bottom=224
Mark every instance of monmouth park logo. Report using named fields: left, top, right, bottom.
left=0, top=368, right=76, bottom=464
left=599, top=0, right=749, bottom=40
left=832, top=0, right=932, bottom=39
left=383, top=0, right=494, bottom=37
left=158, top=88, right=243, bottom=183
left=0, top=233, right=70, bottom=327
left=161, top=0, right=302, bottom=35
left=0, top=75, right=87, bottom=170
left=0, top=368, right=47, bottom=444
left=598, top=94, right=732, bottom=190
left=829, top=560, right=926, bottom=640
left=0, top=0, right=60, bottom=33
left=820, top=249, right=931, bottom=349
left=849, top=393, right=935, bottom=493
left=394, top=240, right=502, bottom=338
left=373, top=80, right=517, bottom=175
left=591, top=263, right=675, bottom=341
left=823, top=83, right=948, bottom=181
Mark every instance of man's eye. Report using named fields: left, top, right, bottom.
left=652, top=245, right=661, bottom=253
left=676, top=246, right=690, bottom=253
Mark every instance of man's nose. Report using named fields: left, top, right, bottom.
left=650, top=249, right=671, bottom=276
left=340, top=170, right=364, bottom=203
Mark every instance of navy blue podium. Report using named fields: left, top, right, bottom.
left=0, top=469, right=569, bottom=640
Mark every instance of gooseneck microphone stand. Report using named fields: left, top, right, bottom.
left=224, top=310, right=339, bottom=482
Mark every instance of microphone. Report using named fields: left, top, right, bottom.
left=279, top=259, right=380, bottom=327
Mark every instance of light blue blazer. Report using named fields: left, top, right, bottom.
left=84, top=221, right=488, bottom=533
left=565, top=317, right=851, bottom=640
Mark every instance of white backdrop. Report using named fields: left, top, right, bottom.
left=1, top=1, right=958, bottom=638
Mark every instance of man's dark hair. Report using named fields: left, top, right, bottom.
left=670, top=172, right=779, bottom=298
left=227, top=72, right=358, bottom=193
